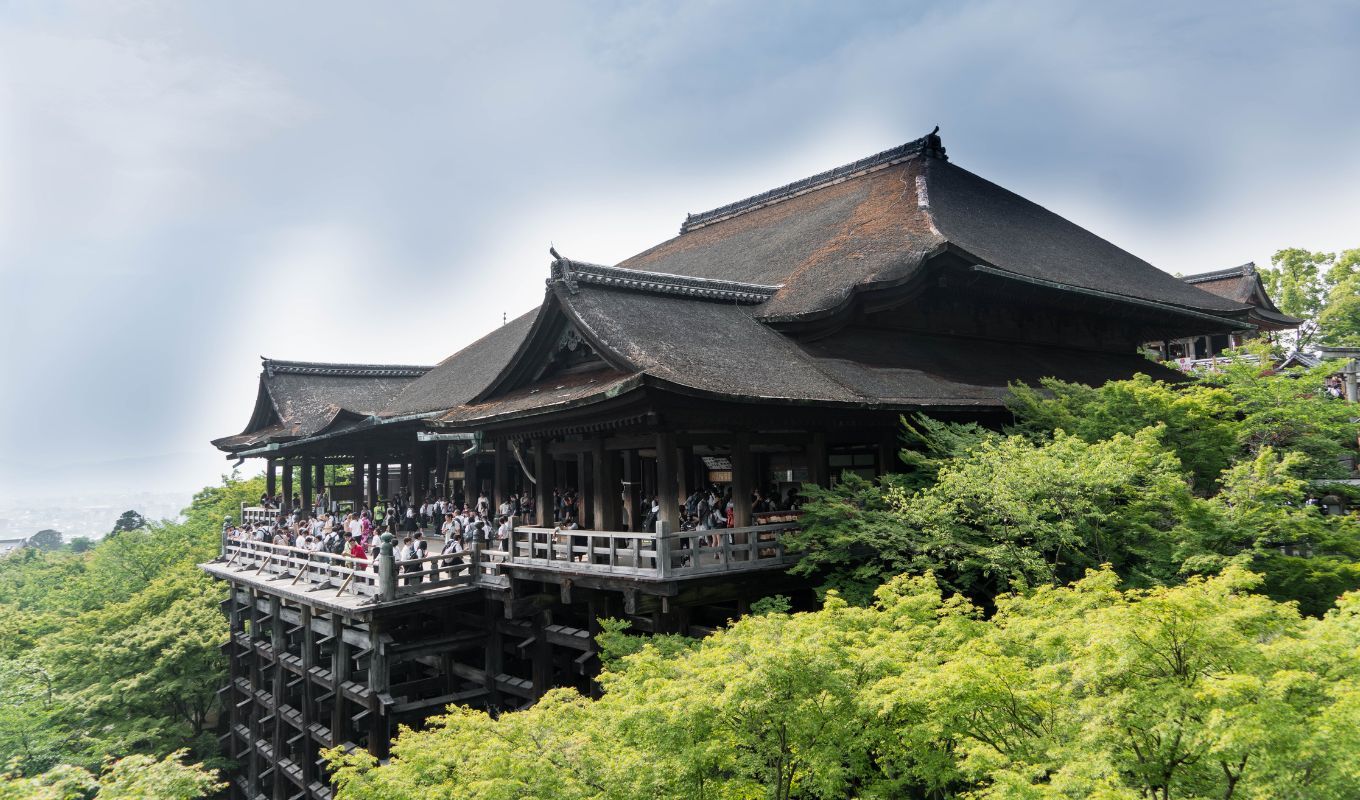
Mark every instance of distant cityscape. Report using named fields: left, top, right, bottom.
left=0, top=491, right=191, bottom=542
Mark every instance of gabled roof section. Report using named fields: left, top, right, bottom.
left=1181, top=262, right=1303, bottom=330
left=551, top=252, right=779, bottom=304
left=212, top=358, right=432, bottom=453
left=679, top=128, right=947, bottom=233
left=380, top=309, right=539, bottom=416
left=614, top=128, right=1253, bottom=326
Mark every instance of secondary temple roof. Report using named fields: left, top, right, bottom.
left=212, top=359, right=432, bottom=452
left=1181, top=262, right=1304, bottom=330
left=214, top=129, right=1258, bottom=455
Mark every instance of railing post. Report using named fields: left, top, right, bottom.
left=378, top=532, right=397, bottom=601
left=470, top=538, right=482, bottom=585
left=655, top=521, right=672, bottom=577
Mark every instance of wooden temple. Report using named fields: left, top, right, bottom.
left=203, top=129, right=1262, bottom=800
left=1150, top=261, right=1303, bottom=364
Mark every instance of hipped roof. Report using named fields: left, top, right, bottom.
left=211, top=359, right=430, bottom=453
left=215, top=129, right=1247, bottom=450
left=1181, top=262, right=1304, bottom=330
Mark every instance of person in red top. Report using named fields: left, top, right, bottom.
left=346, top=534, right=367, bottom=566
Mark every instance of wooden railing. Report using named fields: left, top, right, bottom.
left=220, top=519, right=800, bottom=600
left=508, top=521, right=801, bottom=579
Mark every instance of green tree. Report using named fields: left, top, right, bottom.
left=109, top=511, right=146, bottom=536
left=67, top=538, right=93, bottom=554
left=27, top=531, right=63, bottom=552
left=0, top=751, right=221, bottom=799
left=790, top=428, right=1193, bottom=604
left=1260, top=246, right=1360, bottom=348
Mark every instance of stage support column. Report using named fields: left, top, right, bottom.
left=577, top=452, right=591, bottom=528
left=265, top=458, right=276, bottom=498
left=592, top=439, right=620, bottom=532
left=352, top=457, right=364, bottom=509
left=281, top=457, right=294, bottom=509
left=808, top=431, right=829, bottom=488
left=494, top=439, right=510, bottom=512
left=301, top=457, right=313, bottom=513
left=533, top=439, right=552, bottom=527
left=655, top=432, right=678, bottom=532
left=677, top=445, right=693, bottom=508
left=731, top=433, right=752, bottom=528
left=314, top=462, right=325, bottom=499
left=413, top=447, right=428, bottom=500
left=367, top=459, right=379, bottom=504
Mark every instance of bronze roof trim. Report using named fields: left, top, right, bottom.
left=679, top=127, right=947, bottom=234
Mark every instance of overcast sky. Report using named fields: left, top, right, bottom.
left=1, top=0, right=1358, bottom=506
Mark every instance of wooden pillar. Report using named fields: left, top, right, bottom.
left=399, top=462, right=410, bottom=497
left=576, top=454, right=592, bottom=527
left=677, top=446, right=693, bottom=507
left=878, top=436, right=899, bottom=476
left=592, top=439, right=620, bottom=531
left=465, top=453, right=480, bottom=502
left=298, top=604, right=316, bottom=786
left=494, top=439, right=510, bottom=511
left=534, top=440, right=553, bottom=527
left=576, top=453, right=589, bottom=527
left=731, top=433, right=751, bottom=528
left=352, top=457, right=364, bottom=508
left=367, top=459, right=379, bottom=504
left=530, top=611, right=552, bottom=697
left=808, top=431, right=829, bottom=488
left=282, top=457, right=294, bottom=508
left=301, top=457, right=314, bottom=513
left=655, top=432, right=678, bottom=532
left=436, top=443, right=449, bottom=497
left=379, top=463, right=389, bottom=499
left=366, top=621, right=390, bottom=758
left=485, top=598, right=504, bottom=707
left=265, top=458, right=277, bottom=498
left=622, top=450, right=641, bottom=531
left=314, top=462, right=325, bottom=499
left=330, top=612, right=350, bottom=744
left=412, top=449, right=424, bottom=500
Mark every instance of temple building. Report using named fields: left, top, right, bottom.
left=204, top=129, right=1264, bottom=799
left=1150, top=262, right=1303, bottom=364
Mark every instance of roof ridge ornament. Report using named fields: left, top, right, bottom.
left=550, top=253, right=779, bottom=304
left=680, top=127, right=947, bottom=234
left=260, top=359, right=433, bottom=378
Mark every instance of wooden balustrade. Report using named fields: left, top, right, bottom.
left=222, top=519, right=800, bottom=598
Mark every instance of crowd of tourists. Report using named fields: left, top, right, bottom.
left=228, top=480, right=806, bottom=571
left=225, top=488, right=538, bottom=580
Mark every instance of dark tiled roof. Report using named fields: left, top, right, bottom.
left=551, top=256, right=779, bottom=304
left=380, top=310, right=538, bottom=416
left=263, top=359, right=431, bottom=378
left=616, top=130, right=1251, bottom=322
left=1179, top=262, right=1302, bottom=329
left=680, top=128, right=946, bottom=233
left=211, top=360, right=431, bottom=453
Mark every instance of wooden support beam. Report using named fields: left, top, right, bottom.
left=731, top=432, right=752, bottom=528
left=494, top=439, right=510, bottom=512
left=266, top=458, right=277, bottom=498
left=301, top=457, right=314, bottom=515
left=655, top=432, right=678, bottom=532
left=282, top=458, right=294, bottom=510
left=534, top=439, right=552, bottom=528
left=352, top=458, right=364, bottom=508
left=808, top=431, right=828, bottom=488
left=592, top=438, right=620, bottom=532
left=576, top=453, right=588, bottom=527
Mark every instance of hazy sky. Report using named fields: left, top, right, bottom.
left=1, top=1, right=1358, bottom=505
